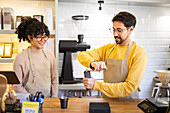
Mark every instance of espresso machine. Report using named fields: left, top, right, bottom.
left=138, top=70, right=170, bottom=113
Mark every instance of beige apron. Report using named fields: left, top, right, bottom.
left=24, top=48, right=51, bottom=97
left=103, top=41, right=139, bottom=99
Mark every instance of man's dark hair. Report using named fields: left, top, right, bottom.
left=112, top=11, right=136, bottom=28
left=15, top=17, right=50, bottom=42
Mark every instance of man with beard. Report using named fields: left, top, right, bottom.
left=77, top=11, right=147, bottom=98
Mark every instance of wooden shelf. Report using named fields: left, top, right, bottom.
left=0, top=30, right=55, bottom=35
left=0, top=54, right=17, bottom=63
left=0, top=63, right=13, bottom=71
left=0, top=58, right=14, bottom=63
left=0, top=30, right=16, bottom=34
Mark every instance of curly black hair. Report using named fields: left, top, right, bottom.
left=112, top=12, right=136, bottom=28
left=15, top=17, right=50, bottom=42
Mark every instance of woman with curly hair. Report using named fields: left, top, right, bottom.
left=13, top=18, right=58, bottom=97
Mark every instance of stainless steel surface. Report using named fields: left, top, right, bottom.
left=59, top=83, right=85, bottom=90
left=59, top=83, right=102, bottom=97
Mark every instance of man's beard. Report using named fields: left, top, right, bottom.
left=114, top=36, right=128, bottom=45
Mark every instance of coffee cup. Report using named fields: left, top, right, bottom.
left=60, top=97, right=69, bottom=109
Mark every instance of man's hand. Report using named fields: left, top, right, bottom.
left=91, top=61, right=107, bottom=71
left=83, top=77, right=95, bottom=89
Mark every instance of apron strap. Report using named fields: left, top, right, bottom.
left=106, top=40, right=134, bottom=61
left=125, top=40, right=133, bottom=60
left=42, top=49, right=49, bottom=61
left=106, top=44, right=117, bottom=60
left=28, top=48, right=36, bottom=83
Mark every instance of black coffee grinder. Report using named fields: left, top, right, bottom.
left=59, top=34, right=90, bottom=84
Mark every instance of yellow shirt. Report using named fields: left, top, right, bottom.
left=77, top=42, right=147, bottom=97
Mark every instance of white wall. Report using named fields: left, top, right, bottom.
left=58, top=2, right=170, bottom=98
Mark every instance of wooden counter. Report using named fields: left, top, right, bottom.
left=43, top=98, right=144, bottom=113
